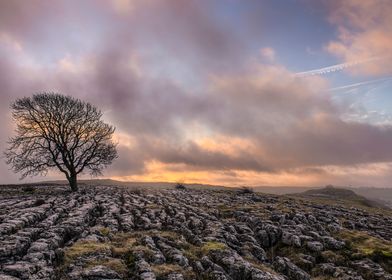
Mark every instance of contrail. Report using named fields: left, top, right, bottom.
left=328, top=76, right=392, bottom=92
left=295, top=56, right=383, bottom=77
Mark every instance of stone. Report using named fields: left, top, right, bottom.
left=274, top=257, right=310, bottom=280
left=351, top=258, right=392, bottom=280
left=2, top=262, right=37, bottom=279
left=83, top=265, right=121, bottom=279
left=306, top=241, right=324, bottom=252
left=0, top=275, right=21, bottom=280
left=321, top=236, right=344, bottom=250
left=167, top=273, right=184, bottom=280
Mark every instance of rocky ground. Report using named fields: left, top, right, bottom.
left=0, top=185, right=391, bottom=280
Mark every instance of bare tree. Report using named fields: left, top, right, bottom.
left=5, top=93, right=118, bottom=191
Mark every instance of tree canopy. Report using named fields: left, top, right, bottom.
left=5, top=93, right=117, bottom=191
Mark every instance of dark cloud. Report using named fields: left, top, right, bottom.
left=108, top=144, right=146, bottom=176
left=106, top=0, right=245, bottom=74
left=139, top=139, right=270, bottom=172
left=263, top=116, right=392, bottom=168
left=0, top=56, right=39, bottom=182
left=0, top=1, right=59, bottom=37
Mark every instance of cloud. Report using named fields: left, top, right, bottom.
left=325, top=0, right=392, bottom=76
left=1, top=0, right=392, bottom=187
left=260, top=47, right=276, bottom=62
left=0, top=55, right=43, bottom=183
left=205, top=67, right=392, bottom=170
left=111, top=0, right=135, bottom=15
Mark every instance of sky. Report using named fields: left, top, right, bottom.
left=1, top=0, right=392, bottom=187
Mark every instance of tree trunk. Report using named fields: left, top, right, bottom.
left=68, top=173, right=78, bottom=192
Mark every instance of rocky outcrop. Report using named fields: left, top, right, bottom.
left=0, top=185, right=391, bottom=280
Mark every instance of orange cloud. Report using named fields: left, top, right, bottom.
left=111, top=161, right=392, bottom=187
left=195, top=135, right=258, bottom=157
left=111, top=0, right=135, bottom=15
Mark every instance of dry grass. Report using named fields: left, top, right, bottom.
left=60, top=240, right=112, bottom=274
left=151, top=263, right=183, bottom=276
left=64, top=241, right=111, bottom=261
left=159, top=231, right=181, bottom=240
left=336, top=230, right=392, bottom=273
left=320, top=250, right=346, bottom=265
left=99, top=227, right=111, bottom=237
left=337, top=230, right=392, bottom=258
left=85, top=258, right=128, bottom=276
left=185, top=241, right=227, bottom=261
left=200, top=241, right=227, bottom=253
left=244, top=257, right=278, bottom=275
left=151, top=263, right=195, bottom=279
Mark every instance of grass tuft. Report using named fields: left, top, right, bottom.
left=64, top=241, right=110, bottom=261
left=85, top=258, right=128, bottom=276
left=99, top=227, right=111, bottom=237
left=185, top=241, right=227, bottom=260
left=336, top=230, right=392, bottom=272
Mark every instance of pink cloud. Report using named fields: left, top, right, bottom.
left=326, top=0, right=392, bottom=76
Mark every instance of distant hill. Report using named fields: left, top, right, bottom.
left=253, top=186, right=319, bottom=195
left=302, top=185, right=365, bottom=199
left=293, top=185, right=389, bottom=209
left=253, top=186, right=392, bottom=207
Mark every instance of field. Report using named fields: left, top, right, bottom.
left=0, top=185, right=391, bottom=280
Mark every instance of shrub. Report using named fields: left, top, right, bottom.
left=34, top=198, right=46, bottom=206
left=119, top=193, right=126, bottom=204
left=22, top=185, right=35, bottom=193
left=175, top=182, right=186, bottom=190
left=238, top=186, right=254, bottom=194
left=130, top=188, right=143, bottom=195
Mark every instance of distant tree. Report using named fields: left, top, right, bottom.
left=5, top=93, right=118, bottom=192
